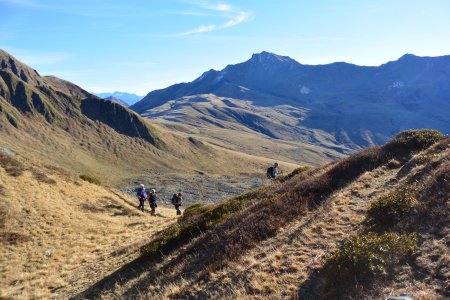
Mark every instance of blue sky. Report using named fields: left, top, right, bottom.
left=1, top=0, right=449, bottom=95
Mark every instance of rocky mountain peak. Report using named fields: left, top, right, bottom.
left=249, top=51, right=298, bottom=65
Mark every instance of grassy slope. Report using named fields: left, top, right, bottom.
left=143, top=93, right=348, bottom=166
left=0, top=154, right=178, bottom=299
left=0, top=50, right=300, bottom=186
left=73, top=131, right=448, bottom=299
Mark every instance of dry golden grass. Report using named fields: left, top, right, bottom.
left=85, top=137, right=449, bottom=300
left=0, top=161, right=178, bottom=299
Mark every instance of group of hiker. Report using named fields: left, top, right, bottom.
left=136, top=184, right=183, bottom=216
left=136, top=162, right=281, bottom=216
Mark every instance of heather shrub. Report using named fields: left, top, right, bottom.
left=141, top=189, right=261, bottom=255
left=79, top=174, right=101, bottom=185
left=367, top=187, right=417, bottom=226
left=140, top=224, right=180, bottom=254
left=275, top=166, right=311, bottom=183
left=0, top=152, right=24, bottom=177
left=385, top=129, right=442, bottom=154
left=323, top=232, right=417, bottom=289
left=31, top=168, right=56, bottom=184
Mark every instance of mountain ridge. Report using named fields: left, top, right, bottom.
left=1, top=49, right=292, bottom=186
left=131, top=52, right=450, bottom=150
left=95, top=91, right=143, bottom=105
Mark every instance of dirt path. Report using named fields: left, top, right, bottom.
left=62, top=211, right=175, bottom=299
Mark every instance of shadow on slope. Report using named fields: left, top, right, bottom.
left=73, top=130, right=445, bottom=299
left=298, top=136, right=449, bottom=299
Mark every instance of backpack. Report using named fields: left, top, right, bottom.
left=137, top=187, right=147, bottom=198
left=171, top=194, right=178, bottom=205
left=267, top=166, right=275, bottom=178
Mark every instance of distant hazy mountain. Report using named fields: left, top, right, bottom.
left=103, top=96, right=129, bottom=107
left=131, top=52, right=450, bottom=150
left=95, top=92, right=143, bottom=106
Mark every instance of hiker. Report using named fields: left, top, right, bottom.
left=148, top=189, right=158, bottom=216
left=267, top=162, right=280, bottom=179
left=136, top=184, right=147, bottom=212
left=172, top=192, right=183, bottom=216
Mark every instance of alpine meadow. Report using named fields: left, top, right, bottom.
left=1, top=1, right=449, bottom=299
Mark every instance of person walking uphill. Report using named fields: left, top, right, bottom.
left=136, top=184, right=147, bottom=212
left=172, top=192, right=183, bottom=216
left=267, top=162, right=281, bottom=180
left=148, top=189, right=158, bottom=216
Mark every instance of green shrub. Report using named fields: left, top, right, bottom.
left=367, top=187, right=416, bottom=226
left=140, top=224, right=180, bottom=254
left=324, top=232, right=417, bottom=288
left=387, top=129, right=442, bottom=152
left=141, top=189, right=261, bottom=255
left=79, top=174, right=101, bottom=185
left=275, top=166, right=311, bottom=183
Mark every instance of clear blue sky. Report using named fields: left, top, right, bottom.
left=1, top=0, right=449, bottom=95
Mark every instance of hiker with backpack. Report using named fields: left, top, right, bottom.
left=267, top=162, right=281, bottom=180
left=148, top=189, right=158, bottom=216
left=136, top=184, right=147, bottom=212
left=171, top=192, right=183, bottom=216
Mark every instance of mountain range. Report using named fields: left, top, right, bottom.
left=131, top=52, right=450, bottom=151
left=0, top=49, right=290, bottom=186
left=95, top=91, right=143, bottom=106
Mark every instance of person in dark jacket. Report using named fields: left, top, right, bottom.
left=172, top=192, right=183, bottom=215
left=136, top=184, right=147, bottom=212
left=266, top=162, right=280, bottom=179
left=148, top=189, right=158, bottom=216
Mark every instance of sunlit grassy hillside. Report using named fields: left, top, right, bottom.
left=73, top=130, right=449, bottom=299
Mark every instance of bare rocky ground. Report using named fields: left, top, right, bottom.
left=121, top=170, right=267, bottom=205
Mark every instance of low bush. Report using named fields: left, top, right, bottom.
left=0, top=152, right=24, bottom=177
left=179, top=189, right=261, bottom=230
left=323, top=232, right=417, bottom=289
left=79, top=174, right=101, bottom=185
left=140, top=223, right=180, bottom=254
left=31, top=168, right=56, bottom=184
left=0, top=231, right=31, bottom=245
left=275, top=166, right=311, bottom=183
left=367, top=187, right=417, bottom=226
left=141, top=189, right=261, bottom=255
left=385, top=129, right=442, bottom=155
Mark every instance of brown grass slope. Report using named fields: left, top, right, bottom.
left=0, top=49, right=296, bottom=185
left=73, top=129, right=449, bottom=299
left=0, top=151, right=178, bottom=299
left=143, top=94, right=349, bottom=166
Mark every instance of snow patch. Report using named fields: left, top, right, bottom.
left=214, top=70, right=226, bottom=83
left=299, top=85, right=311, bottom=94
left=390, top=81, right=404, bottom=88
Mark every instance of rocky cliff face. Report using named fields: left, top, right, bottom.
left=0, top=49, right=158, bottom=145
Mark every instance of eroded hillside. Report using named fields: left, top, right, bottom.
left=73, top=130, right=449, bottom=299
